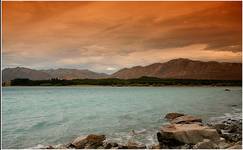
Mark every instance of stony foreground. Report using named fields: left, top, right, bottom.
left=34, top=112, right=242, bottom=149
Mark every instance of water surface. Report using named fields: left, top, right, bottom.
left=2, top=86, right=242, bottom=148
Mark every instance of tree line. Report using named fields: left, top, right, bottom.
left=8, top=76, right=242, bottom=86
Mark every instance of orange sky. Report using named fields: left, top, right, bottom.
left=2, top=1, right=242, bottom=73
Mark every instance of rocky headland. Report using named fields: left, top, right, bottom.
left=34, top=112, right=242, bottom=149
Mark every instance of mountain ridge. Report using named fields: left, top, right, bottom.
left=2, top=58, right=242, bottom=82
left=111, top=58, right=242, bottom=80
left=2, top=67, right=109, bottom=82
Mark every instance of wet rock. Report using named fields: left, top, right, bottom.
left=66, top=143, right=77, bottom=149
left=228, top=123, right=241, bottom=133
left=179, top=144, right=193, bottom=149
left=71, top=134, right=106, bottom=149
left=171, top=115, right=202, bottom=124
left=104, top=143, right=112, bottom=149
left=148, top=144, right=160, bottom=149
left=167, top=144, right=193, bottom=149
left=126, top=141, right=146, bottom=149
left=116, top=141, right=146, bottom=149
left=117, top=145, right=128, bottom=149
left=53, top=144, right=67, bottom=149
left=228, top=141, right=242, bottom=149
left=158, top=123, right=220, bottom=144
left=157, top=131, right=183, bottom=147
left=193, top=139, right=218, bottom=149
left=208, top=123, right=226, bottom=134
left=221, top=131, right=242, bottom=142
left=164, top=112, right=185, bottom=120
left=33, top=144, right=54, bottom=149
left=217, top=138, right=231, bottom=149
left=208, top=117, right=242, bottom=142
left=46, top=145, right=54, bottom=149
left=228, top=144, right=242, bottom=149
left=96, top=146, right=105, bottom=149
left=103, top=142, right=119, bottom=149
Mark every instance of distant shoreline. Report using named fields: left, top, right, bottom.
left=3, top=84, right=242, bottom=87
left=3, top=76, right=242, bottom=86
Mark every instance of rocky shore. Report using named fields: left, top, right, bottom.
left=34, top=112, right=242, bottom=149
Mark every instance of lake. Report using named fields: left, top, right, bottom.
left=2, top=86, right=242, bottom=148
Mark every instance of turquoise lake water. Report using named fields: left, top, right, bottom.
left=2, top=86, right=242, bottom=148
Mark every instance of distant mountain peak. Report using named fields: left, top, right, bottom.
left=111, top=58, right=242, bottom=80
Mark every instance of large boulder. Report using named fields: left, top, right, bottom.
left=71, top=134, right=106, bottom=149
left=228, top=141, right=242, bottom=149
left=158, top=123, right=220, bottom=144
left=193, top=139, right=219, bottom=149
left=217, top=138, right=231, bottom=149
left=171, top=115, right=202, bottom=124
left=165, top=112, right=185, bottom=120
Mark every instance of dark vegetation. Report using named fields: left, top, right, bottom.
left=8, top=76, right=242, bottom=86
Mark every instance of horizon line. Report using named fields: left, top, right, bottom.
left=2, top=58, right=242, bottom=75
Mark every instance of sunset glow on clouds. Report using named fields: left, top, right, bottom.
left=2, top=1, right=242, bottom=73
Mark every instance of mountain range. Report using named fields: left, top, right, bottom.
left=2, top=58, right=242, bottom=82
left=2, top=67, right=108, bottom=82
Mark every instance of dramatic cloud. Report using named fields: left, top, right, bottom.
left=2, top=1, right=242, bottom=73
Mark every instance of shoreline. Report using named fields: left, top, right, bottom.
left=3, top=85, right=242, bottom=87
left=31, top=111, right=242, bottom=149
left=6, top=77, right=242, bottom=87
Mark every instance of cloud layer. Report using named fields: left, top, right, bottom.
left=2, top=1, right=242, bottom=73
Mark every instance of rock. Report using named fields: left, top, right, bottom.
left=157, top=131, right=183, bottom=147
left=103, top=142, right=119, bottom=149
left=33, top=144, right=54, bottom=149
left=228, top=124, right=241, bottom=133
left=46, top=145, right=54, bottom=149
left=221, top=132, right=242, bottom=142
left=217, top=138, right=231, bottom=149
left=117, top=145, right=128, bottom=149
left=71, top=136, right=87, bottom=148
left=96, top=146, right=105, bottom=149
left=126, top=141, right=146, bottom=149
left=158, top=123, right=220, bottom=144
left=148, top=144, right=160, bottom=149
left=71, top=134, right=106, bottom=149
left=164, top=112, right=185, bottom=120
left=193, top=139, right=219, bottom=149
left=171, top=115, right=202, bottom=124
left=208, top=123, right=226, bottom=134
left=66, top=143, right=76, bottom=149
left=228, top=144, right=242, bottom=149
left=104, top=143, right=112, bottom=149
left=208, top=117, right=242, bottom=143
left=212, top=123, right=241, bottom=142
left=225, top=89, right=230, bottom=91
left=228, top=141, right=242, bottom=149
left=53, top=144, right=67, bottom=149
left=179, top=144, right=193, bottom=149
